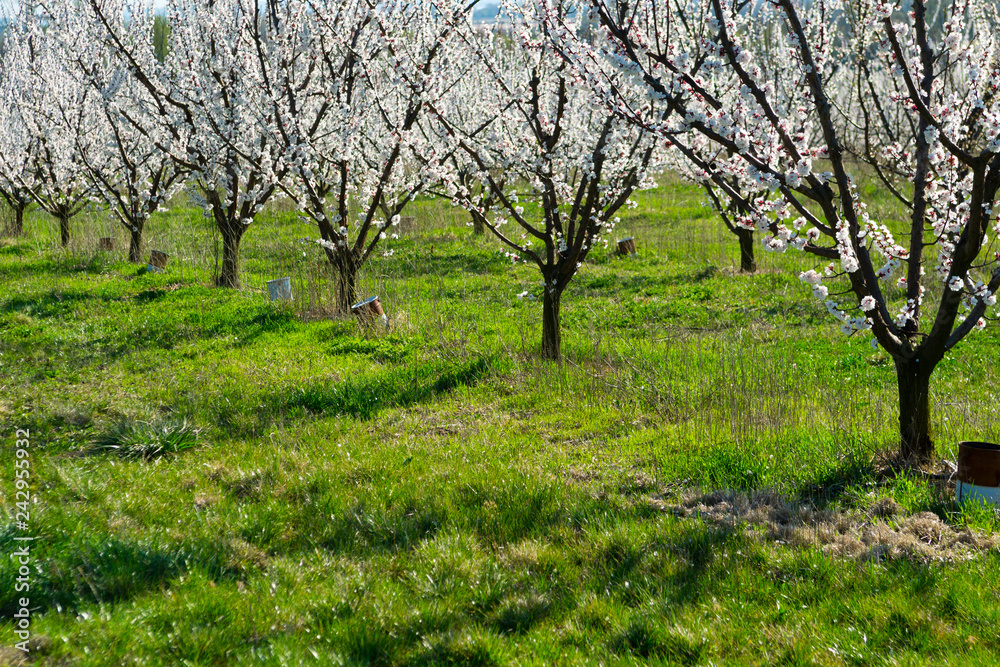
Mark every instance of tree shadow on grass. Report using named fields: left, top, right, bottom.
left=356, top=522, right=735, bottom=665
left=0, top=243, right=26, bottom=257
left=588, top=520, right=739, bottom=609
left=232, top=310, right=300, bottom=347
left=405, top=249, right=508, bottom=277
left=312, top=494, right=739, bottom=665
left=665, top=524, right=739, bottom=604
left=1, top=289, right=106, bottom=319
left=0, top=530, right=246, bottom=617
left=284, top=356, right=495, bottom=421
left=315, top=497, right=449, bottom=556
left=0, top=252, right=114, bottom=278
left=796, top=449, right=878, bottom=508
left=101, top=303, right=299, bottom=357
left=134, top=287, right=177, bottom=303
left=0, top=466, right=741, bottom=663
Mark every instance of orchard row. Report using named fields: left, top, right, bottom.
left=1, top=0, right=999, bottom=461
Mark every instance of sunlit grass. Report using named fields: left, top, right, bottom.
left=0, top=174, right=999, bottom=664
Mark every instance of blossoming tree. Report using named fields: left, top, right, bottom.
left=56, top=3, right=185, bottom=262
left=87, top=0, right=287, bottom=287
left=548, top=0, right=1000, bottom=461
left=435, top=0, right=660, bottom=360
left=0, top=74, right=32, bottom=237
left=245, top=0, right=475, bottom=312
left=5, top=8, right=97, bottom=247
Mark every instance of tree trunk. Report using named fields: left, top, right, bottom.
left=59, top=213, right=70, bottom=247
left=894, top=357, right=934, bottom=464
left=217, top=223, right=245, bottom=288
left=336, top=255, right=358, bottom=314
left=472, top=212, right=485, bottom=235
left=128, top=225, right=143, bottom=263
left=736, top=228, right=756, bottom=273
left=542, top=288, right=562, bottom=361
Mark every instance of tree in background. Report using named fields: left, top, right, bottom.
left=436, top=0, right=659, bottom=359
left=664, top=141, right=771, bottom=273
left=87, top=0, right=288, bottom=287
left=55, top=3, right=185, bottom=262
left=87, top=0, right=470, bottom=297
left=250, top=0, right=476, bottom=311
left=0, top=68, right=32, bottom=237
left=428, top=67, right=507, bottom=237
left=4, top=7, right=97, bottom=247
left=549, top=0, right=1000, bottom=462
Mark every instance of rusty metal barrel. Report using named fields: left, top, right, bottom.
left=351, top=295, right=388, bottom=328
left=956, top=441, right=1000, bottom=504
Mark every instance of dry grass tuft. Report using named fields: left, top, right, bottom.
left=618, top=471, right=658, bottom=495
left=225, top=538, right=270, bottom=572
left=223, top=469, right=275, bottom=501
left=665, top=490, right=1000, bottom=562
left=194, top=493, right=220, bottom=510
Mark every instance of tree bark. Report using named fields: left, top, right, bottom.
left=736, top=228, right=756, bottom=273
left=472, top=212, right=485, bottom=235
left=335, top=253, right=358, bottom=314
left=894, top=357, right=934, bottom=463
left=59, top=213, right=70, bottom=247
left=542, top=288, right=562, bottom=360
left=128, top=224, right=143, bottom=263
left=217, top=223, right=245, bottom=288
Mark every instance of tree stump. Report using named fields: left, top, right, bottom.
left=148, top=250, right=169, bottom=273
left=616, top=237, right=637, bottom=257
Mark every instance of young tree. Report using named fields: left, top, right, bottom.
left=5, top=8, right=97, bottom=247
left=436, top=0, right=659, bottom=360
left=549, top=0, right=1000, bottom=462
left=427, top=67, right=508, bottom=237
left=58, top=4, right=185, bottom=262
left=0, top=11, right=31, bottom=237
left=83, top=101, right=185, bottom=263
left=429, top=71, right=508, bottom=237
left=86, top=0, right=287, bottom=287
left=0, top=72, right=32, bottom=237
left=665, top=137, right=770, bottom=273
left=253, top=0, right=476, bottom=312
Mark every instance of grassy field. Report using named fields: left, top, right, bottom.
left=2, top=176, right=1000, bottom=665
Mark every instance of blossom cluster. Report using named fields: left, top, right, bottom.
left=547, top=0, right=1000, bottom=359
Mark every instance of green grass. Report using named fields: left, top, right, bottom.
left=1, top=175, right=1000, bottom=664
left=91, top=418, right=200, bottom=460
